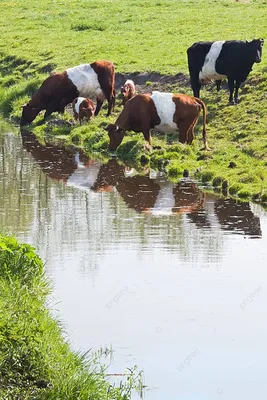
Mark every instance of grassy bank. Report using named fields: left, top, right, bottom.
left=0, top=235, right=142, bottom=399
left=1, top=0, right=267, bottom=202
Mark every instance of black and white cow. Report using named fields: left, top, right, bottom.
left=187, top=39, right=264, bottom=104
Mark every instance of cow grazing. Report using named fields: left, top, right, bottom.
left=105, top=91, right=209, bottom=151
left=187, top=39, right=264, bottom=104
left=20, top=60, right=115, bottom=125
left=72, top=97, right=95, bottom=125
left=121, top=79, right=136, bottom=106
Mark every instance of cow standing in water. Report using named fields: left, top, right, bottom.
left=105, top=91, right=209, bottom=151
left=187, top=39, right=264, bottom=104
left=21, top=60, right=115, bottom=125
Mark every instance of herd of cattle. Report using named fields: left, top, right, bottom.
left=20, top=39, right=264, bottom=152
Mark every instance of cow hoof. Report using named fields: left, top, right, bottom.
left=144, top=143, right=152, bottom=152
left=228, top=100, right=236, bottom=106
left=234, top=98, right=240, bottom=104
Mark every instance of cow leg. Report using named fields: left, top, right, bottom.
left=142, top=127, right=152, bottom=150
left=187, top=117, right=198, bottom=145
left=94, top=98, right=104, bottom=116
left=106, top=92, right=115, bottom=117
left=216, top=80, right=222, bottom=92
left=227, top=77, right=235, bottom=104
left=191, top=77, right=201, bottom=98
left=178, top=118, right=193, bottom=144
left=234, top=80, right=242, bottom=104
left=44, top=97, right=69, bottom=119
left=44, top=106, right=54, bottom=119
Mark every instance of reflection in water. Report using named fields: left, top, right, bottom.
left=21, top=130, right=88, bottom=181
left=214, top=198, right=261, bottom=237
left=18, top=131, right=263, bottom=238
left=1, top=129, right=267, bottom=400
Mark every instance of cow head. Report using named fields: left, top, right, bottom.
left=20, top=103, right=40, bottom=125
left=81, top=104, right=95, bottom=121
left=248, top=38, right=264, bottom=63
left=121, top=86, right=128, bottom=95
left=105, top=124, right=125, bottom=151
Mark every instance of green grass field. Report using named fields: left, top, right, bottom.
left=1, top=0, right=267, bottom=202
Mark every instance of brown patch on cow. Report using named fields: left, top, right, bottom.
left=172, top=94, right=209, bottom=150
left=91, top=60, right=115, bottom=116
left=21, top=71, right=79, bottom=125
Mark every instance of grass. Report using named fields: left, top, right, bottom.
left=0, top=235, right=143, bottom=399
left=0, top=0, right=267, bottom=203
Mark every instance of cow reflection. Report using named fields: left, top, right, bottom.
left=92, top=160, right=205, bottom=214
left=21, top=130, right=90, bottom=182
left=214, top=197, right=261, bottom=237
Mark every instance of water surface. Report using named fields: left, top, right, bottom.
left=1, top=126, right=266, bottom=400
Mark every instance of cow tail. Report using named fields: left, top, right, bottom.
left=195, top=98, right=209, bottom=150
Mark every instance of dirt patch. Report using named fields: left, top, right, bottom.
left=115, top=71, right=189, bottom=94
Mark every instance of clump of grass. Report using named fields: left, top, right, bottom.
left=167, top=164, right=184, bottom=178
left=201, top=170, right=215, bottom=184
left=71, top=23, right=106, bottom=32
left=212, top=176, right=224, bottom=187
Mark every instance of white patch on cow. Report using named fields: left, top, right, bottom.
left=74, top=97, right=86, bottom=114
left=151, top=91, right=177, bottom=132
left=67, top=64, right=104, bottom=99
left=199, top=41, right=227, bottom=83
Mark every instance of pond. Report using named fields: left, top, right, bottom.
left=1, top=122, right=267, bottom=400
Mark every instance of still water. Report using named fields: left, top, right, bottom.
left=1, top=123, right=267, bottom=400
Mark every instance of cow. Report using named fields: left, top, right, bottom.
left=121, top=79, right=136, bottom=106
left=105, top=91, right=209, bottom=152
left=20, top=60, right=115, bottom=125
left=72, top=97, right=95, bottom=125
left=187, top=39, right=264, bottom=104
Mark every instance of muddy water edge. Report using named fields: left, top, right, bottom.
left=1, top=122, right=267, bottom=400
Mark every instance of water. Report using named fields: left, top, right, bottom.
left=1, top=125, right=267, bottom=400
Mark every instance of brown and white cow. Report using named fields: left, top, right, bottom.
left=21, top=60, right=115, bottom=125
left=72, top=97, right=95, bottom=125
left=105, top=91, right=209, bottom=151
left=121, top=79, right=136, bottom=106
